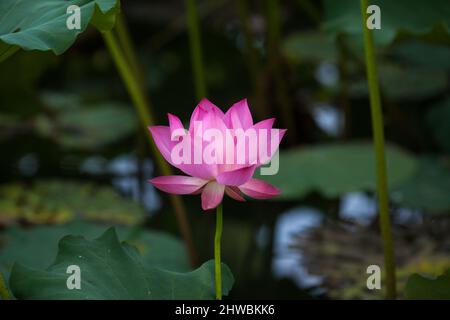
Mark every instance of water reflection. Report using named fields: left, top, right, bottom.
left=81, top=153, right=161, bottom=213
left=80, top=156, right=108, bottom=175
left=315, top=62, right=339, bottom=87
left=272, top=207, right=323, bottom=288
left=339, top=192, right=423, bottom=225
left=311, top=103, right=344, bottom=137
left=271, top=192, right=410, bottom=291
left=340, top=192, right=376, bottom=225
left=393, top=207, right=422, bottom=225
left=17, top=153, right=39, bottom=176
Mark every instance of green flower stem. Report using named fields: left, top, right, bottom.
left=215, top=203, right=223, bottom=300
left=101, top=30, right=198, bottom=267
left=185, top=0, right=207, bottom=100
left=360, top=0, right=396, bottom=299
left=0, top=272, right=11, bottom=300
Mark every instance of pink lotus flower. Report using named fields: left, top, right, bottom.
left=148, top=98, right=286, bottom=210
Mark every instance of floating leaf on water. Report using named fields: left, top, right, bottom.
left=405, top=270, right=450, bottom=299
left=392, top=156, right=450, bottom=214
left=35, top=102, right=138, bottom=150
left=391, top=40, right=450, bottom=70
left=258, top=142, right=417, bottom=200
left=40, top=92, right=83, bottom=111
left=349, top=63, right=448, bottom=101
left=0, top=180, right=144, bottom=226
left=282, top=31, right=338, bottom=63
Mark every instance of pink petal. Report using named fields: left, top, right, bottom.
left=148, top=126, right=176, bottom=165
left=188, top=100, right=228, bottom=164
left=184, top=99, right=229, bottom=178
left=201, top=181, right=225, bottom=210
left=253, top=118, right=275, bottom=131
left=180, top=133, right=219, bottom=179
left=198, top=98, right=225, bottom=117
left=256, top=127, right=287, bottom=166
left=149, top=176, right=208, bottom=194
left=216, top=165, right=256, bottom=186
left=149, top=126, right=217, bottom=180
left=224, top=99, right=253, bottom=129
left=238, top=178, right=281, bottom=199
left=168, top=113, right=185, bottom=138
left=189, top=99, right=225, bottom=132
left=181, top=163, right=218, bottom=181
left=225, top=186, right=246, bottom=202
left=197, top=104, right=227, bottom=133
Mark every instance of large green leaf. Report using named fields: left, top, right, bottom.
left=405, top=270, right=450, bottom=299
left=391, top=40, right=450, bottom=70
left=349, top=63, right=448, bottom=101
left=0, top=0, right=120, bottom=61
left=322, top=0, right=450, bottom=46
left=127, top=229, right=190, bottom=273
left=392, top=157, right=450, bottom=213
left=258, top=142, right=416, bottom=200
left=427, top=98, right=450, bottom=153
left=0, top=180, right=144, bottom=226
left=282, top=31, right=338, bottom=63
left=9, top=228, right=233, bottom=300
left=35, top=100, right=138, bottom=149
left=0, top=221, right=190, bottom=279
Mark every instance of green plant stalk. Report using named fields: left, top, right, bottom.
left=101, top=30, right=198, bottom=267
left=337, top=35, right=352, bottom=140
left=265, top=0, right=297, bottom=143
left=185, top=0, right=207, bottom=100
left=0, top=272, right=11, bottom=300
left=360, top=0, right=396, bottom=299
left=296, top=0, right=321, bottom=24
left=235, top=0, right=270, bottom=119
left=115, top=13, right=142, bottom=83
left=0, top=45, right=19, bottom=63
left=215, top=203, right=223, bottom=300
left=149, top=0, right=227, bottom=52
left=235, top=0, right=259, bottom=86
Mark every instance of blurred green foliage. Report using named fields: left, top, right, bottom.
left=405, top=270, right=450, bottom=300
left=393, top=157, right=450, bottom=213
left=35, top=99, right=138, bottom=150
left=0, top=0, right=450, bottom=300
left=323, top=0, right=450, bottom=45
left=348, top=63, right=448, bottom=101
left=259, top=142, right=416, bottom=199
left=0, top=180, right=144, bottom=225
